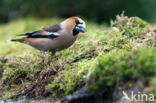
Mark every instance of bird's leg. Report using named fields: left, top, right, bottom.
left=48, top=51, right=58, bottom=72
left=40, top=51, right=45, bottom=55
left=42, top=51, right=54, bottom=66
left=46, top=51, right=51, bottom=64
left=40, top=51, right=52, bottom=66
left=39, top=51, right=46, bottom=64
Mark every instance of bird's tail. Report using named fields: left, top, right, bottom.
left=10, top=39, right=19, bottom=42
left=10, top=38, right=25, bottom=42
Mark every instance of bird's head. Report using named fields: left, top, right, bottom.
left=61, top=16, right=86, bottom=35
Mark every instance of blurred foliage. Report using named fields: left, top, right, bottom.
left=0, top=0, right=156, bottom=23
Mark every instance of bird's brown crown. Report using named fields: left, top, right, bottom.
left=64, top=16, right=85, bottom=32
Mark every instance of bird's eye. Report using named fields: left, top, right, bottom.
left=75, top=20, right=83, bottom=24
left=75, top=20, right=80, bottom=24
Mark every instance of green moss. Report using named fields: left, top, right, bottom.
left=46, top=59, right=97, bottom=97
left=0, top=16, right=155, bottom=100
left=112, top=16, right=150, bottom=37
left=2, top=66, right=31, bottom=88
left=150, top=77, right=156, bottom=97
left=87, top=48, right=156, bottom=94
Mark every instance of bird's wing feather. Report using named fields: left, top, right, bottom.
left=18, top=30, right=59, bottom=39
left=43, top=24, right=61, bottom=32
left=17, top=24, right=61, bottom=39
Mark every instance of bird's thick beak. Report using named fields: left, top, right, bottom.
left=75, top=23, right=86, bottom=33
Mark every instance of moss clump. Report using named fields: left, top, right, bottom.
left=87, top=48, right=156, bottom=94
left=46, top=59, right=97, bottom=97
left=2, top=67, right=31, bottom=88
left=112, top=15, right=150, bottom=37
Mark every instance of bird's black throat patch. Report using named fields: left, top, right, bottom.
left=72, top=29, right=79, bottom=36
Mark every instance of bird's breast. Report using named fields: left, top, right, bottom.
left=55, top=33, right=77, bottom=49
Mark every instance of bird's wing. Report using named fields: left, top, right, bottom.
left=18, top=24, right=61, bottom=39
left=43, top=24, right=61, bottom=32
left=18, top=30, right=59, bottom=39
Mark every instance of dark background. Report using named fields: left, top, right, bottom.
left=0, top=0, right=156, bottom=23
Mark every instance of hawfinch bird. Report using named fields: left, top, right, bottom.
left=11, top=17, right=86, bottom=55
